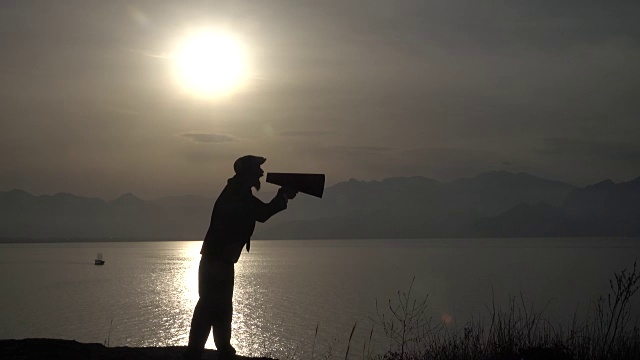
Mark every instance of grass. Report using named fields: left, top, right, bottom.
left=103, top=318, right=113, bottom=347
left=365, top=261, right=640, bottom=360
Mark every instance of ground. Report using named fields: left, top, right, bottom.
left=0, top=339, right=275, bottom=360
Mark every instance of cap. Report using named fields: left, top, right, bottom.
left=233, top=155, right=266, bottom=175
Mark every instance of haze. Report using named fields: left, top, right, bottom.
left=1, top=1, right=639, bottom=199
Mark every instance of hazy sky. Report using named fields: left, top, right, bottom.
left=1, top=1, right=639, bottom=199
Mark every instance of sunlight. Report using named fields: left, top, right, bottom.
left=441, top=312, right=454, bottom=326
left=183, top=243, right=201, bottom=305
left=173, top=30, right=248, bottom=97
left=180, top=241, right=240, bottom=350
left=180, top=242, right=220, bottom=349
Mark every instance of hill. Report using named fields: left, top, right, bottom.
left=1, top=171, right=639, bottom=241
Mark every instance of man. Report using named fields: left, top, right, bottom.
left=184, top=155, right=296, bottom=359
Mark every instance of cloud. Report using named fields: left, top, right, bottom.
left=127, top=48, right=171, bottom=60
left=181, top=133, right=238, bottom=144
left=279, top=130, right=334, bottom=137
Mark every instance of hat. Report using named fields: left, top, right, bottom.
left=233, top=155, right=266, bottom=175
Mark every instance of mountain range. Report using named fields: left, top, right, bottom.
left=1, top=171, right=639, bottom=241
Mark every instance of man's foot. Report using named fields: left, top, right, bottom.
left=217, top=345, right=237, bottom=359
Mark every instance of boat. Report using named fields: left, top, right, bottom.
left=95, top=252, right=105, bottom=265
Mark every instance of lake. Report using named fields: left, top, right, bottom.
left=0, top=238, right=638, bottom=358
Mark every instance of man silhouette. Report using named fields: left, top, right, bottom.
left=184, top=155, right=296, bottom=359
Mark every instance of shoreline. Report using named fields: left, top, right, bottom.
left=0, top=338, right=275, bottom=360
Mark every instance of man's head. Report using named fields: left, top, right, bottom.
left=233, top=155, right=266, bottom=190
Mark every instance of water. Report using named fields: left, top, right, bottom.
left=0, top=238, right=638, bottom=358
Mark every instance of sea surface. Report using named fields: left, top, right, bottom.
left=0, top=238, right=639, bottom=358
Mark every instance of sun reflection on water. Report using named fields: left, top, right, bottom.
left=173, top=242, right=203, bottom=346
left=175, top=241, right=254, bottom=353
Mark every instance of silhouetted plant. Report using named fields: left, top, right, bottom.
left=312, top=322, right=319, bottom=359
left=345, top=322, right=357, bottom=360
left=287, top=262, right=638, bottom=360
left=566, top=261, right=640, bottom=360
left=372, top=277, right=434, bottom=359
left=362, top=324, right=375, bottom=360
left=103, top=318, right=113, bottom=347
left=366, top=261, right=639, bottom=360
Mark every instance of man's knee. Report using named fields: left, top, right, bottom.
left=197, top=298, right=230, bottom=319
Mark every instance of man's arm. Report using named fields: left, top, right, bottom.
left=254, top=191, right=288, bottom=223
left=247, top=188, right=298, bottom=253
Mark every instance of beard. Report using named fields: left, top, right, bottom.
left=252, top=179, right=261, bottom=191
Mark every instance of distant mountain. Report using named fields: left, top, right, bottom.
left=0, top=190, right=213, bottom=240
left=256, top=171, right=577, bottom=239
left=444, top=171, right=575, bottom=216
left=561, top=177, right=640, bottom=236
left=1, top=171, right=638, bottom=241
left=469, top=202, right=570, bottom=238
left=439, top=176, right=640, bottom=238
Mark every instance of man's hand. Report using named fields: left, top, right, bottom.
left=273, top=188, right=289, bottom=210
left=278, top=187, right=298, bottom=200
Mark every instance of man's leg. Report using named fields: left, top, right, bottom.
left=211, top=262, right=235, bottom=357
left=184, top=258, right=215, bottom=359
left=185, top=298, right=213, bottom=359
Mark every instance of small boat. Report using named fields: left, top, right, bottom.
left=95, top=252, right=105, bottom=265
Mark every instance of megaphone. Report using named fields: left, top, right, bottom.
left=266, top=173, right=325, bottom=198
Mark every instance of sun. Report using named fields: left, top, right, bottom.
left=173, top=30, right=248, bottom=97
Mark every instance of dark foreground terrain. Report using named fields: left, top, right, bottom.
left=0, top=339, right=275, bottom=360
left=0, top=339, right=580, bottom=360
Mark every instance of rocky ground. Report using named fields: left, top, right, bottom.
left=0, top=338, right=582, bottom=360
left=0, top=339, right=276, bottom=360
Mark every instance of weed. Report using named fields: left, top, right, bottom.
left=368, top=261, right=639, bottom=360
